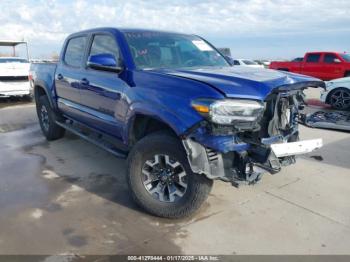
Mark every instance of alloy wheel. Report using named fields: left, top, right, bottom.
left=141, top=154, right=188, bottom=203
left=40, top=105, right=50, bottom=131
left=330, top=89, right=350, bottom=109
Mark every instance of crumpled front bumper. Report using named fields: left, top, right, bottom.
left=182, top=131, right=322, bottom=186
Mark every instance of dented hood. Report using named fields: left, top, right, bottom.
left=158, top=67, right=324, bottom=100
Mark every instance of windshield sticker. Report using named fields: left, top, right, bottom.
left=192, top=40, right=213, bottom=51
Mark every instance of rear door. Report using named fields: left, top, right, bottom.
left=302, top=53, right=323, bottom=78
left=55, top=35, right=88, bottom=115
left=78, top=33, right=129, bottom=138
left=322, top=53, right=343, bottom=80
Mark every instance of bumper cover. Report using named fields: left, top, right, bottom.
left=183, top=136, right=323, bottom=185
left=271, top=139, right=322, bottom=157
left=0, top=81, right=30, bottom=97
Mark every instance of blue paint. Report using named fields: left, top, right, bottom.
left=31, top=27, right=324, bottom=153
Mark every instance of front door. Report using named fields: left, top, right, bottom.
left=322, top=53, right=344, bottom=80
left=302, top=53, right=323, bottom=78
left=78, top=34, right=128, bottom=138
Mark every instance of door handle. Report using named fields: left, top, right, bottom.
left=80, top=78, right=89, bottom=86
left=57, top=74, right=63, bottom=80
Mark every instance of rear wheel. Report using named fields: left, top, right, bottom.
left=328, top=88, right=350, bottom=110
left=36, top=95, right=65, bottom=140
left=127, top=132, right=213, bottom=218
left=345, top=72, right=350, bottom=77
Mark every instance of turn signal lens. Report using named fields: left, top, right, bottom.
left=192, top=104, right=209, bottom=113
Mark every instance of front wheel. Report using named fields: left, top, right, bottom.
left=328, top=88, right=350, bottom=110
left=127, top=132, right=213, bottom=218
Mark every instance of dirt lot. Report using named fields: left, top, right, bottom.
left=0, top=94, right=350, bottom=255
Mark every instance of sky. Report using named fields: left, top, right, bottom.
left=0, top=0, right=349, bottom=60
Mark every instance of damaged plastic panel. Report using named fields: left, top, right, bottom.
left=182, top=85, right=320, bottom=187
left=301, top=111, right=350, bottom=131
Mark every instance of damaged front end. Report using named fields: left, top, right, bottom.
left=182, top=83, right=323, bottom=187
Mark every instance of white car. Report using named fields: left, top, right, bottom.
left=233, top=59, right=265, bottom=68
left=0, top=41, right=31, bottom=98
left=320, top=77, right=350, bottom=110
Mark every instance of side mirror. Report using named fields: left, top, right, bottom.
left=87, top=53, right=123, bottom=73
left=334, top=58, right=341, bottom=63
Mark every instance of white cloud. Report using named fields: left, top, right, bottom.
left=0, top=0, right=349, bottom=58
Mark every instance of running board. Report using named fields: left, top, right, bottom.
left=55, top=121, right=127, bottom=158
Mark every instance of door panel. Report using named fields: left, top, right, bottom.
left=78, top=34, right=128, bottom=138
left=322, top=53, right=343, bottom=80
left=302, top=53, right=323, bottom=78
left=55, top=36, right=88, bottom=115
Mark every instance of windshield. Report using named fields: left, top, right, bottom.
left=123, top=31, right=229, bottom=69
left=340, top=54, right=350, bottom=62
left=0, top=58, right=29, bottom=63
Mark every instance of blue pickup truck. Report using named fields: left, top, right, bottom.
left=31, top=27, right=323, bottom=218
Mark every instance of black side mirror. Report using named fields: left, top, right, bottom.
left=87, top=53, right=123, bottom=73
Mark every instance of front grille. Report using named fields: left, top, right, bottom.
left=0, top=76, right=28, bottom=81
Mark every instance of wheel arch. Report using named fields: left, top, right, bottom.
left=33, top=82, right=56, bottom=109
left=127, top=113, right=179, bottom=146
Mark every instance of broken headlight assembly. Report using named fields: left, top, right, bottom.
left=192, top=99, right=265, bottom=130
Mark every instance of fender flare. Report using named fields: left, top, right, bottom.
left=33, top=80, right=58, bottom=110
left=123, top=102, right=192, bottom=144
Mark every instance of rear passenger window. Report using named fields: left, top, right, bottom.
left=89, top=34, right=120, bottom=61
left=64, top=36, right=87, bottom=67
left=324, top=54, right=337, bottom=63
left=306, top=54, right=321, bottom=63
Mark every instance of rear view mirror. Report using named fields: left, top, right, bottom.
left=87, top=53, right=123, bottom=73
left=334, top=58, right=341, bottom=63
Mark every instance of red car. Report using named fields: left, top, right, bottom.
left=269, top=52, right=350, bottom=80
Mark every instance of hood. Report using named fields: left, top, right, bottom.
left=156, top=67, right=324, bottom=100
left=327, top=76, right=350, bottom=84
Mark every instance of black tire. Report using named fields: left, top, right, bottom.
left=36, top=95, right=65, bottom=140
left=24, top=94, right=33, bottom=102
left=327, top=88, right=350, bottom=110
left=127, top=132, right=213, bottom=218
left=345, top=72, right=350, bottom=77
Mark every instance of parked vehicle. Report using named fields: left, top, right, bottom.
left=0, top=41, right=31, bottom=98
left=269, top=52, right=350, bottom=80
left=31, top=28, right=323, bottom=218
left=233, top=59, right=264, bottom=68
left=291, top=57, right=303, bottom=62
left=320, top=77, right=350, bottom=110
left=254, top=60, right=271, bottom=67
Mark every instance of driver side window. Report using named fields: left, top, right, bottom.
left=89, top=34, right=120, bottom=62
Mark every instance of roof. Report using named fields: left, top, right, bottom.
left=68, top=27, right=190, bottom=38
left=0, top=41, right=27, bottom=47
